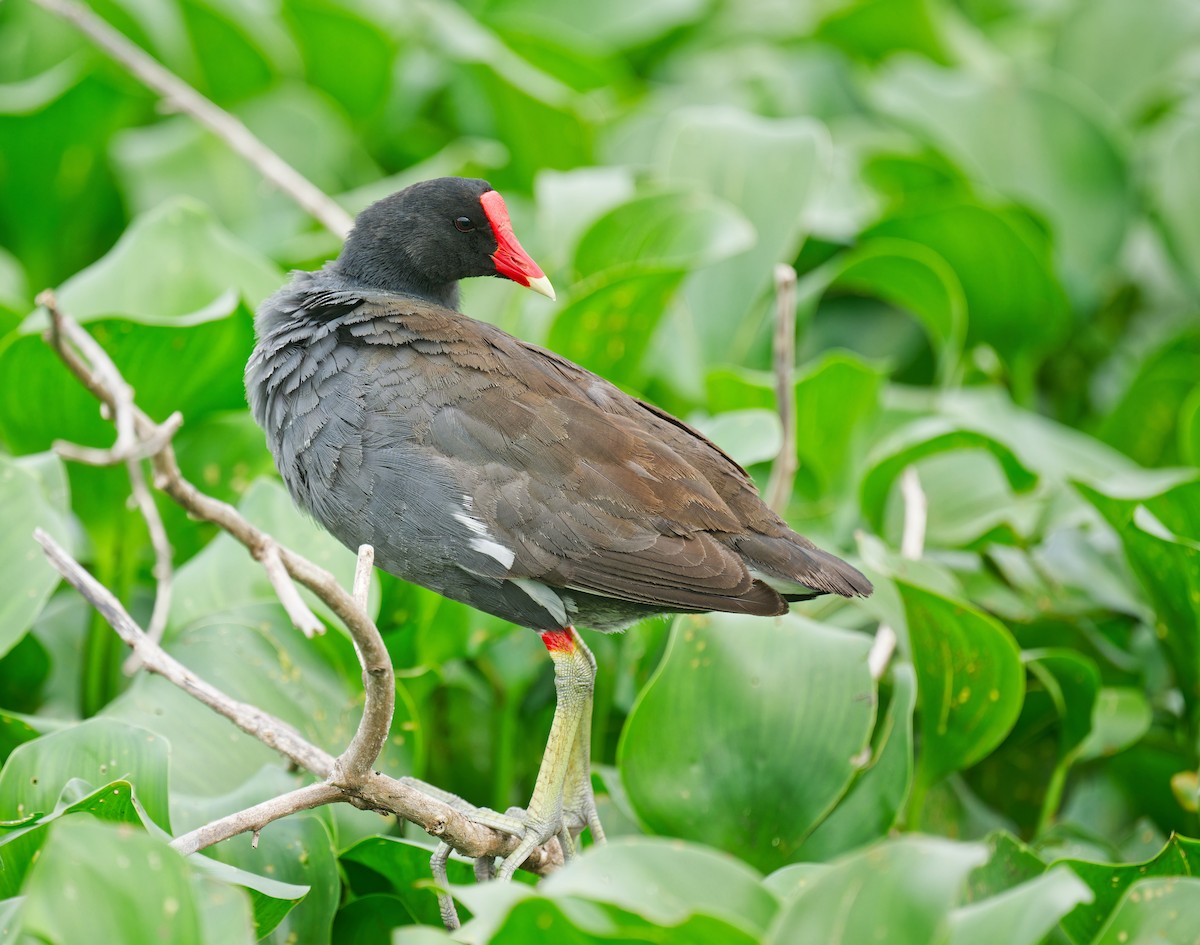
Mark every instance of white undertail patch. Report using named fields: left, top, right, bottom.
left=511, top=578, right=569, bottom=627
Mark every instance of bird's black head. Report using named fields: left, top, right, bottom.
left=335, top=177, right=554, bottom=310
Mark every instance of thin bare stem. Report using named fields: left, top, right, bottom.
left=899, top=466, right=928, bottom=562
left=868, top=466, right=928, bottom=682
left=258, top=542, right=325, bottom=638
left=30, top=0, right=353, bottom=239
left=765, top=264, right=798, bottom=514
left=39, top=290, right=176, bottom=665
left=334, top=544, right=394, bottom=788
left=170, top=782, right=344, bottom=856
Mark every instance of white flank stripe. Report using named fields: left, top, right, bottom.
left=470, top=536, right=516, bottom=569
left=455, top=510, right=516, bottom=569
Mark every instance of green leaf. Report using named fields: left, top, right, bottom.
left=687, top=409, right=783, bottom=468
left=814, top=0, right=952, bottom=63
left=1092, top=877, right=1200, bottom=945
left=1058, top=836, right=1200, bottom=945
left=1077, top=475, right=1200, bottom=711
left=1053, top=0, right=1200, bottom=122
left=15, top=818, right=247, bottom=945
left=873, top=61, right=1131, bottom=298
left=1097, top=328, right=1200, bottom=467
left=618, top=613, right=874, bottom=872
left=1150, top=115, right=1200, bottom=292
left=797, top=664, right=916, bottom=860
left=0, top=717, right=170, bottom=830
left=864, top=201, right=1070, bottom=367
left=341, top=836, right=475, bottom=927
left=546, top=270, right=686, bottom=384
left=965, top=831, right=1049, bottom=901
left=791, top=352, right=884, bottom=502
left=657, top=108, right=828, bottom=363
left=539, top=837, right=778, bottom=933
left=202, top=814, right=339, bottom=945
left=110, top=87, right=377, bottom=255
left=767, top=836, right=986, bottom=944
left=828, top=237, right=966, bottom=380
left=1077, top=688, right=1152, bottom=761
left=0, top=452, right=72, bottom=657
left=860, top=418, right=1039, bottom=536
left=573, top=190, right=754, bottom=278
left=0, top=778, right=150, bottom=899
left=898, top=581, right=1025, bottom=798
left=946, top=866, right=1093, bottom=945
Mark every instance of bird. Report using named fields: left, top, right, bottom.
left=245, top=176, right=872, bottom=879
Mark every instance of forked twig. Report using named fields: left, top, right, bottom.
left=36, top=301, right=565, bottom=884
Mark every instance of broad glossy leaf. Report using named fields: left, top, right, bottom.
left=540, top=837, right=778, bottom=933
left=828, top=237, right=966, bottom=379
left=814, top=0, right=951, bottom=63
left=0, top=717, right=170, bottom=830
left=874, top=60, right=1131, bottom=297
left=965, top=831, right=1049, bottom=901
left=341, top=836, right=475, bottom=927
left=1092, top=877, right=1200, bottom=945
left=0, top=778, right=148, bottom=898
left=864, top=201, right=1070, bottom=365
left=573, top=190, right=754, bottom=279
left=484, top=0, right=705, bottom=47
left=708, top=351, right=884, bottom=503
left=204, top=814, right=339, bottom=945
left=898, top=582, right=1024, bottom=795
left=946, top=866, right=1092, bottom=945
left=0, top=198, right=277, bottom=456
left=861, top=418, right=1039, bottom=536
left=658, top=108, right=827, bottom=363
left=1053, top=0, right=1200, bottom=122
left=767, top=836, right=986, bottom=944
left=1150, top=115, right=1200, bottom=292
left=0, top=452, right=72, bottom=657
left=687, top=409, right=782, bottom=468
left=487, top=896, right=762, bottom=945
left=797, top=664, right=916, bottom=860
left=546, top=270, right=686, bottom=383
left=1077, top=688, right=1152, bottom=761
left=619, top=613, right=874, bottom=872
left=1078, top=476, right=1200, bottom=711
left=16, top=818, right=240, bottom=945
left=1097, top=328, right=1200, bottom=467
left=1026, top=649, right=1100, bottom=765
left=791, top=352, right=883, bottom=502
left=1057, top=834, right=1200, bottom=944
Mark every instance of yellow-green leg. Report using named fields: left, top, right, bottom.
left=495, top=626, right=603, bottom=880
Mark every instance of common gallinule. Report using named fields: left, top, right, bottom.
left=246, top=177, right=872, bottom=878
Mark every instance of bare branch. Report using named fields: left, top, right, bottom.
left=39, top=290, right=176, bottom=662
left=333, top=543, right=394, bottom=787
left=170, top=782, right=344, bottom=857
left=257, top=542, right=325, bottom=638
left=35, top=528, right=336, bottom=776
left=29, top=0, right=354, bottom=239
left=899, top=465, right=928, bottom=562
left=765, top=264, right=798, bottom=514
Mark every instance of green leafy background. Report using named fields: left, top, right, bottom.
left=1, top=0, right=1199, bottom=942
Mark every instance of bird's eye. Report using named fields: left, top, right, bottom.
left=454, top=217, right=475, bottom=233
